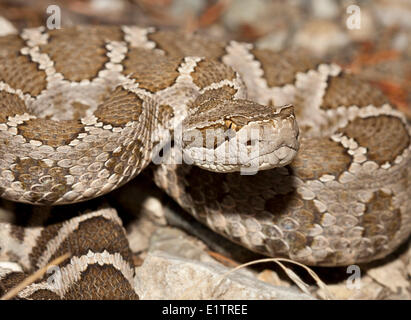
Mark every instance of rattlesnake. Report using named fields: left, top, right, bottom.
left=0, top=25, right=410, bottom=299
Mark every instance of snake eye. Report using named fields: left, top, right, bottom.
left=224, top=119, right=241, bottom=131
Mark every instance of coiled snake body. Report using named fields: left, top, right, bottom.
left=0, top=26, right=410, bottom=299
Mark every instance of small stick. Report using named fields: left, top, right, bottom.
left=1, top=252, right=71, bottom=300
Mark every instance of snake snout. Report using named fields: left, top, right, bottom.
left=181, top=104, right=299, bottom=173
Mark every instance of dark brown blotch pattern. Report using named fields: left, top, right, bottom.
left=191, top=60, right=235, bottom=89
left=104, top=138, right=145, bottom=178
left=322, top=74, right=388, bottom=109
left=29, top=223, right=63, bottom=268
left=25, top=289, right=62, bottom=300
left=63, top=264, right=138, bottom=300
left=47, top=216, right=133, bottom=266
left=191, top=86, right=237, bottom=111
left=11, top=158, right=71, bottom=204
left=251, top=49, right=318, bottom=87
left=40, top=26, right=123, bottom=81
left=362, top=190, right=401, bottom=242
left=71, top=102, right=91, bottom=120
left=291, top=137, right=352, bottom=180
left=0, top=34, right=25, bottom=58
left=148, top=30, right=227, bottom=59
left=94, top=86, right=143, bottom=126
left=0, top=91, right=28, bottom=122
left=17, top=118, right=85, bottom=147
left=0, top=34, right=47, bottom=96
left=339, top=115, right=410, bottom=165
left=10, top=225, right=25, bottom=242
left=0, top=272, right=26, bottom=295
left=123, top=48, right=181, bottom=93
left=183, top=167, right=320, bottom=256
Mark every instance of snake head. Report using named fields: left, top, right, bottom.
left=179, top=99, right=299, bottom=174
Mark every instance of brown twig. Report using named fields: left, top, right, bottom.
left=0, top=252, right=71, bottom=300
left=206, top=250, right=240, bottom=268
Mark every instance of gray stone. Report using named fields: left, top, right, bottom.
left=0, top=16, right=16, bottom=36
left=223, top=0, right=267, bottom=30
left=149, top=227, right=218, bottom=264
left=135, top=251, right=315, bottom=300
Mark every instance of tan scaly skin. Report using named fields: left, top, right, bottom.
left=0, top=26, right=410, bottom=299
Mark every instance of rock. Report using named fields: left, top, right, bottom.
left=0, top=16, right=17, bottom=36
left=317, top=276, right=385, bottom=300
left=257, top=269, right=292, bottom=287
left=169, top=0, right=206, bottom=18
left=375, top=0, right=411, bottom=29
left=222, top=0, right=267, bottom=30
left=126, top=207, right=166, bottom=253
left=367, top=259, right=409, bottom=293
left=293, top=19, right=349, bottom=57
left=346, top=8, right=375, bottom=42
left=311, top=0, right=339, bottom=19
left=315, top=243, right=411, bottom=300
left=148, top=227, right=219, bottom=264
left=0, top=262, right=22, bottom=273
left=135, top=251, right=315, bottom=300
left=135, top=226, right=313, bottom=299
left=90, top=0, right=126, bottom=13
left=256, top=30, right=288, bottom=51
